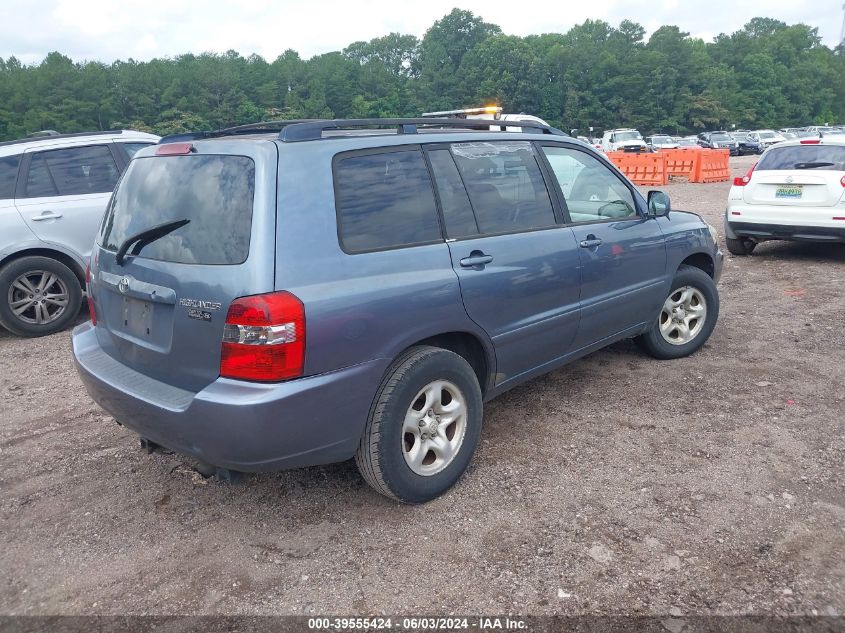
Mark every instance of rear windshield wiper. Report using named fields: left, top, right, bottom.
left=115, top=219, right=190, bottom=265
left=794, top=162, right=835, bottom=169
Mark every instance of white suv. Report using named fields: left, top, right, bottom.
left=724, top=137, right=845, bottom=255
left=601, top=129, right=647, bottom=153
left=0, top=130, right=159, bottom=336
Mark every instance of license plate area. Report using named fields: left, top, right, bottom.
left=775, top=185, right=803, bottom=199
left=122, top=296, right=154, bottom=339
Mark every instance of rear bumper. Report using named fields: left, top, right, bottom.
left=725, top=220, right=845, bottom=243
left=72, top=321, right=388, bottom=472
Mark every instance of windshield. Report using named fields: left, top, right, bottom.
left=613, top=131, right=642, bottom=142
left=99, top=154, right=255, bottom=265
left=757, top=145, right=845, bottom=171
left=758, top=132, right=777, bottom=139
left=711, top=134, right=731, bottom=142
left=652, top=136, right=671, bottom=143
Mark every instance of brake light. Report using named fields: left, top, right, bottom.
left=155, top=143, right=194, bottom=155
left=85, top=257, right=96, bottom=326
left=841, top=175, right=845, bottom=187
left=733, top=162, right=757, bottom=187
left=799, top=139, right=821, bottom=144
left=220, top=292, right=305, bottom=382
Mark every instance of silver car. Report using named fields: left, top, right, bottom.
left=0, top=130, right=159, bottom=336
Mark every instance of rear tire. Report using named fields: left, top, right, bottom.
left=636, top=265, right=719, bottom=360
left=725, top=236, right=756, bottom=256
left=0, top=256, right=83, bottom=337
left=355, top=346, right=483, bottom=503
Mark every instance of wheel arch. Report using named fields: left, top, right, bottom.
left=678, top=252, right=715, bottom=279
left=0, top=247, right=86, bottom=287
left=398, top=331, right=494, bottom=397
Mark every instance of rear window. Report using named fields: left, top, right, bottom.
left=99, top=155, right=255, bottom=265
left=757, top=145, right=845, bottom=171
left=334, top=149, right=441, bottom=253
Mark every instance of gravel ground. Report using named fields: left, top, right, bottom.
left=1, top=155, right=843, bottom=618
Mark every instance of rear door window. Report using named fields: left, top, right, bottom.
left=0, top=154, right=20, bottom=199
left=757, top=145, right=845, bottom=171
left=24, top=145, right=119, bottom=197
left=449, top=141, right=556, bottom=234
left=99, top=154, right=255, bottom=265
left=334, top=149, right=442, bottom=253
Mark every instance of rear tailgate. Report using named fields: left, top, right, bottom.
left=89, top=140, right=278, bottom=392
left=744, top=144, right=845, bottom=208
left=743, top=171, right=840, bottom=207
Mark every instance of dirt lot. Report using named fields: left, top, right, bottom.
left=1, top=155, right=843, bottom=618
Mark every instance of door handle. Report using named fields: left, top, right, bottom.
left=459, top=252, right=494, bottom=268
left=579, top=236, right=603, bottom=248
left=31, top=212, right=63, bottom=221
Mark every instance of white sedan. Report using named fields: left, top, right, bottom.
left=724, top=137, right=845, bottom=255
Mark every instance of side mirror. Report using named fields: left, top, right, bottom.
left=647, top=190, right=671, bottom=217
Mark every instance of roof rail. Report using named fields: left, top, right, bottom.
left=159, top=120, right=318, bottom=144
left=0, top=129, right=125, bottom=149
left=279, top=118, right=566, bottom=143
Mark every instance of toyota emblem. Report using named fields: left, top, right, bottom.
left=118, top=277, right=130, bottom=294
left=785, top=176, right=794, bottom=184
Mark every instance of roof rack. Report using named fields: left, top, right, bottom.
left=278, top=118, right=565, bottom=143
left=0, top=129, right=125, bottom=149
left=159, top=120, right=317, bottom=144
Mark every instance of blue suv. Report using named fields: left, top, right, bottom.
left=72, top=118, right=723, bottom=502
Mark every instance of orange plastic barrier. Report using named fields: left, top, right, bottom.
left=605, top=151, right=667, bottom=186
left=662, top=148, right=700, bottom=180
left=693, top=148, right=730, bottom=183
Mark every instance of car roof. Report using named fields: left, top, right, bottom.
left=0, top=130, right=160, bottom=157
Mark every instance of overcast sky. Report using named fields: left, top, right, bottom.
left=2, top=0, right=842, bottom=65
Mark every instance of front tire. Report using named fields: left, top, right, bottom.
left=636, top=265, right=719, bottom=360
left=355, top=346, right=483, bottom=503
left=0, top=256, right=83, bottom=337
left=725, top=236, right=756, bottom=256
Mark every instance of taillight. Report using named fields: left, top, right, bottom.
left=85, top=257, right=97, bottom=326
left=733, top=162, right=757, bottom=187
left=220, top=292, right=305, bottom=382
left=840, top=175, right=845, bottom=187
left=800, top=139, right=821, bottom=144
